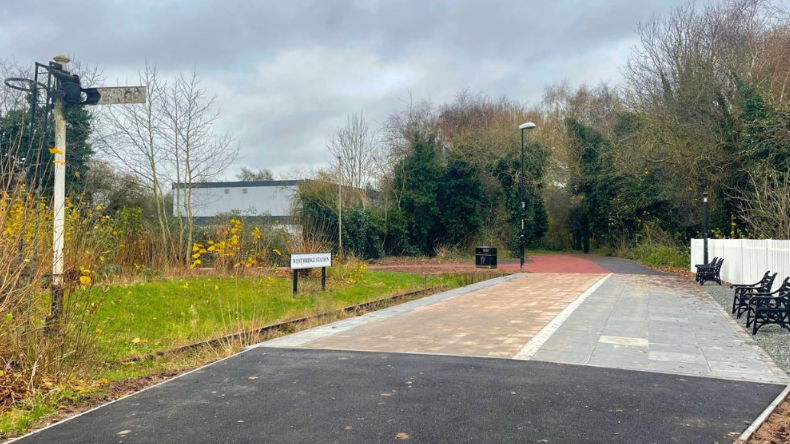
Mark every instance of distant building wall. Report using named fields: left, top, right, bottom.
left=173, top=180, right=299, bottom=220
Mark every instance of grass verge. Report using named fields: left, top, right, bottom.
left=0, top=270, right=461, bottom=438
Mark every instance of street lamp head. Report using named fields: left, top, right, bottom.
left=519, top=122, right=537, bottom=130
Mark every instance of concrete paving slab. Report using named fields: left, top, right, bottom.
left=530, top=274, right=790, bottom=384
left=14, top=348, right=786, bottom=444
left=370, top=254, right=613, bottom=273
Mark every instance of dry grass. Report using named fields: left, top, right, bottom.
left=0, top=143, right=99, bottom=419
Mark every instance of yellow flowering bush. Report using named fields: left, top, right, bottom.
left=192, top=218, right=283, bottom=271
left=327, top=256, right=368, bottom=284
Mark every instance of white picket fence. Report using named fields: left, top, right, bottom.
left=690, top=239, right=790, bottom=291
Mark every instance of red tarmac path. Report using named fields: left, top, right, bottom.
left=518, top=254, right=610, bottom=273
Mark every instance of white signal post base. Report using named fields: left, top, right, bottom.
left=49, top=55, right=69, bottom=326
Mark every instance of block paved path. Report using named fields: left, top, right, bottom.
left=299, top=273, right=603, bottom=357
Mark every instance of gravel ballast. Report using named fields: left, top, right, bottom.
left=702, top=284, right=790, bottom=374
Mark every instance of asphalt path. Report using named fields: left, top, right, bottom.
left=584, top=255, right=666, bottom=275
left=17, top=348, right=783, bottom=444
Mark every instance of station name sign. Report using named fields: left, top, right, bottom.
left=290, top=252, right=332, bottom=270
left=83, top=86, right=147, bottom=105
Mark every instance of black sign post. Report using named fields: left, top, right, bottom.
left=290, top=252, right=332, bottom=295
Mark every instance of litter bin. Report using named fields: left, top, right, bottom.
left=475, top=246, right=497, bottom=269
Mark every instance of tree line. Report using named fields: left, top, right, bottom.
left=304, top=0, right=790, bottom=260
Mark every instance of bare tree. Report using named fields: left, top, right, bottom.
left=98, top=64, right=237, bottom=264
left=237, top=166, right=274, bottom=181
left=69, top=59, right=105, bottom=89
left=327, top=112, right=377, bottom=206
left=97, top=62, right=172, bottom=252
left=0, top=58, right=30, bottom=118
left=162, top=69, right=237, bottom=263
left=618, top=0, right=790, bottom=228
left=734, top=167, right=790, bottom=238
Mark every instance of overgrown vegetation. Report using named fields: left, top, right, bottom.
left=557, top=1, right=790, bottom=253
left=91, top=270, right=445, bottom=360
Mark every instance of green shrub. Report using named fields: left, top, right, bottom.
left=343, top=207, right=384, bottom=260
left=624, top=242, right=689, bottom=268
left=374, top=208, right=420, bottom=256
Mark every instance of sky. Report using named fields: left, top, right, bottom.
left=0, top=0, right=700, bottom=179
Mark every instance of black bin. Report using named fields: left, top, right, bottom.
left=475, top=246, right=497, bottom=269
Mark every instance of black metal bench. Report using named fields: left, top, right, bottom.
left=745, top=277, right=790, bottom=335
left=731, top=271, right=777, bottom=319
left=696, top=257, right=724, bottom=286
left=694, top=257, right=718, bottom=284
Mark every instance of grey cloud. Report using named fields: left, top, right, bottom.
left=1, top=0, right=686, bottom=71
left=0, top=0, right=697, bottom=177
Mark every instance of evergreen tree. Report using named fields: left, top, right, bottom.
left=343, top=207, right=384, bottom=259
left=437, top=155, right=483, bottom=245
left=298, top=182, right=384, bottom=260
left=392, top=132, right=443, bottom=255
left=0, top=103, right=94, bottom=192
left=375, top=207, right=419, bottom=256
left=567, top=118, right=613, bottom=249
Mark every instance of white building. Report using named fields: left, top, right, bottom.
left=173, top=180, right=300, bottom=223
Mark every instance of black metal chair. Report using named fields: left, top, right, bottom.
left=697, top=257, right=724, bottom=286
left=731, top=271, right=777, bottom=319
left=695, top=257, right=718, bottom=284
left=745, top=277, right=790, bottom=335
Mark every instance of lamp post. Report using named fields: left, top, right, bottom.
left=703, top=191, right=709, bottom=264
left=337, top=155, right=343, bottom=259
left=518, top=122, right=536, bottom=272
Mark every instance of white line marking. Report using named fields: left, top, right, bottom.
left=512, top=273, right=612, bottom=361
left=738, top=384, right=790, bottom=442
left=599, top=336, right=649, bottom=347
